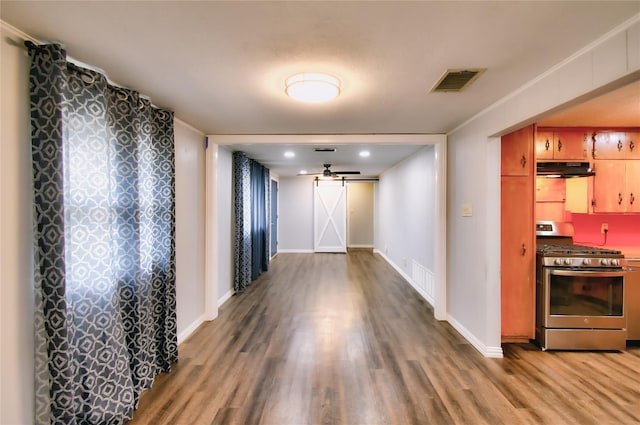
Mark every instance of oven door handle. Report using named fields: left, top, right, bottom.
left=550, top=269, right=626, bottom=278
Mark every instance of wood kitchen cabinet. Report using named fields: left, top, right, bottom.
left=592, top=160, right=640, bottom=213
left=535, top=178, right=566, bottom=202
left=535, top=177, right=566, bottom=222
left=535, top=130, right=555, bottom=160
left=626, top=161, right=640, bottom=213
left=501, top=176, right=534, bottom=340
left=535, top=128, right=588, bottom=160
left=501, top=125, right=535, bottom=342
left=628, top=131, right=640, bottom=160
left=502, top=125, right=533, bottom=176
left=626, top=260, right=640, bottom=340
left=593, top=131, right=630, bottom=160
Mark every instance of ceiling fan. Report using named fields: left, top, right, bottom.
left=302, top=163, right=361, bottom=177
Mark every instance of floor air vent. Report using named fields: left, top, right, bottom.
left=430, top=68, right=486, bottom=92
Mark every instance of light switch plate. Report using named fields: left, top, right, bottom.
left=461, top=203, right=473, bottom=217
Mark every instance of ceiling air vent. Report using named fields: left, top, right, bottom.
left=430, top=68, right=486, bottom=92
left=314, top=147, right=336, bottom=152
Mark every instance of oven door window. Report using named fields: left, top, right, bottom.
left=549, top=273, right=623, bottom=317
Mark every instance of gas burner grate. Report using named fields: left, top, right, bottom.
left=537, top=243, right=622, bottom=256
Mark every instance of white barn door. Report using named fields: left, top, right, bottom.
left=314, top=180, right=347, bottom=253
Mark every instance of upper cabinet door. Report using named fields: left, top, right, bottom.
left=553, top=130, right=588, bottom=160
left=502, top=125, right=533, bottom=176
left=627, top=131, right=640, bottom=160
left=535, top=128, right=589, bottom=160
left=593, top=131, right=628, bottom=160
left=535, top=130, right=554, bottom=160
left=592, top=160, right=626, bottom=213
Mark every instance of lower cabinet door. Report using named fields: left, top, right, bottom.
left=501, top=175, right=534, bottom=340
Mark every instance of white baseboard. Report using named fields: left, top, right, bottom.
left=375, top=250, right=503, bottom=359
left=347, top=244, right=374, bottom=249
left=218, top=289, right=233, bottom=308
left=376, top=250, right=433, bottom=306
left=177, top=314, right=206, bottom=345
left=178, top=289, right=235, bottom=346
left=276, top=249, right=314, bottom=253
left=447, top=314, right=504, bottom=358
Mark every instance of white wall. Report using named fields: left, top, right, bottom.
left=446, top=16, right=640, bottom=357
left=275, top=177, right=376, bottom=252
left=278, top=176, right=315, bottom=251
left=1, top=22, right=35, bottom=425
left=347, top=182, right=374, bottom=248
left=0, top=22, right=208, bottom=423
left=216, top=146, right=234, bottom=304
left=377, top=146, right=436, bottom=272
left=174, top=120, right=207, bottom=342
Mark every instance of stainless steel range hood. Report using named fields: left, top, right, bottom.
left=536, top=162, right=595, bottom=178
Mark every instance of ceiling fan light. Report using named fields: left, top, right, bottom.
left=286, top=73, right=340, bottom=103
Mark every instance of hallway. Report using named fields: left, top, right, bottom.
left=128, top=251, right=640, bottom=425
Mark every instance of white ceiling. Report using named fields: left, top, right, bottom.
left=214, top=137, right=434, bottom=178
left=2, top=1, right=639, bottom=176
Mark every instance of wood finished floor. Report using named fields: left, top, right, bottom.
left=127, top=252, right=640, bottom=425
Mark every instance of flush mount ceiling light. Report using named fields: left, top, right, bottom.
left=359, top=150, right=370, bottom=158
left=285, top=73, right=341, bottom=103
left=284, top=151, right=295, bottom=158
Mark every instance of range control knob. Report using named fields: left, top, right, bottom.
left=600, top=259, right=610, bottom=266
left=554, top=258, right=563, bottom=265
left=582, top=258, right=591, bottom=265
left=611, top=259, right=619, bottom=266
left=564, top=258, right=572, bottom=265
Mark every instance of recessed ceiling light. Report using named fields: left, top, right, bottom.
left=285, top=73, right=340, bottom=103
left=299, top=170, right=308, bottom=175
left=359, top=150, right=370, bottom=158
left=284, top=151, right=295, bottom=158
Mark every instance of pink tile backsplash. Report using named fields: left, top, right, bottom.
left=571, top=213, right=640, bottom=247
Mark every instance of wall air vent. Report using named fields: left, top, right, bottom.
left=430, top=68, right=486, bottom=92
left=314, top=148, right=336, bottom=152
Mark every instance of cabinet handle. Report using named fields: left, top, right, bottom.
left=521, top=244, right=527, bottom=256
left=557, top=139, right=562, bottom=152
left=617, top=139, right=623, bottom=151
left=520, top=154, right=526, bottom=168
left=545, top=139, right=550, bottom=151
left=618, top=193, right=623, bottom=205
left=631, top=140, right=635, bottom=152
left=631, top=193, right=635, bottom=205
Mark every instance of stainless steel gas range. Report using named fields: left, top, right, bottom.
left=535, top=243, right=628, bottom=351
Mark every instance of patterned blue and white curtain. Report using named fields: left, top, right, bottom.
left=28, top=42, right=177, bottom=425
left=233, top=152, right=270, bottom=292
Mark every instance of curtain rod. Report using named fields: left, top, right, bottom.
left=24, top=40, right=171, bottom=116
